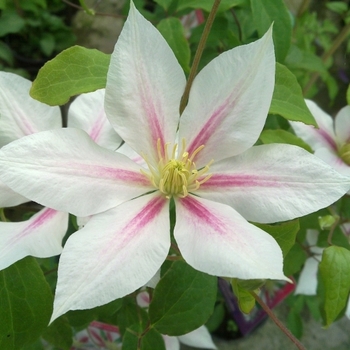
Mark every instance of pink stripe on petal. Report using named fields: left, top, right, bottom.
left=89, top=109, right=105, bottom=143
left=318, top=129, right=337, bottom=150
left=180, top=196, right=227, bottom=235
left=201, top=173, right=282, bottom=188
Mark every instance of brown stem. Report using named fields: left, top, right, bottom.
left=297, top=0, right=311, bottom=17
left=303, top=21, right=350, bottom=95
left=250, top=291, right=306, bottom=350
left=179, top=0, right=222, bottom=114
left=230, top=8, right=242, bottom=42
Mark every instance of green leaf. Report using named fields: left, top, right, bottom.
left=250, top=0, right=292, bottom=62
left=177, top=0, right=244, bottom=12
left=287, top=310, right=303, bottom=339
left=117, top=297, right=149, bottom=336
left=153, top=0, right=174, bottom=11
left=270, top=63, right=317, bottom=126
left=231, top=280, right=256, bottom=314
left=283, top=244, right=307, bottom=276
left=0, top=257, right=53, bottom=350
left=346, top=84, right=350, bottom=105
left=319, top=246, right=350, bottom=326
left=157, top=17, right=191, bottom=73
left=149, top=261, right=217, bottom=335
left=122, top=325, right=166, bottom=350
left=259, top=129, right=313, bottom=152
left=0, top=10, right=25, bottom=37
left=0, top=41, right=14, bottom=66
left=205, top=302, right=225, bottom=332
left=42, top=317, right=72, bottom=350
left=67, top=298, right=122, bottom=329
left=30, top=46, right=110, bottom=105
left=255, top=219, right=300, bottom=258
left=326, top=2, right=348, bottom=14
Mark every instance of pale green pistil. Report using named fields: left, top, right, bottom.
left=339, top=143, right=350, bottom=165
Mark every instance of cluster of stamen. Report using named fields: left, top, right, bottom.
left=339, top=143, right=350, bottom=165
left=141, top=138, right=213, bottom=198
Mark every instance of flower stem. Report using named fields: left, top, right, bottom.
left=179, top=0, right=222, bottom=114
left=250, top=291, right=306, bottom=350
left=303, top=21, right=350, bottom=95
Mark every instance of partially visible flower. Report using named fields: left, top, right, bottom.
left=295, top=230, right=350, bottom=319
left=290, top=100, right=350, bottom=192
left=0, top=2, right=349, bottom=322
left=137, top=291, right=216, bottom=350
left=0, top=73, right=120, bottom=270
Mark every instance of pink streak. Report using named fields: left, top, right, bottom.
left=187, top=95, right=233, bottom=157
left=21, top=208, right=58, bottom=237
left=180, top=196, right=227, bottom=235
left=89, top=109, right=106, bottom=143
left=200, top=174, right=282, bottom=189
left=318, top=129, right=337, bottom=150
left=66, top=163, right=150, bottom=186
left=13, top=105, right=37, bottom=136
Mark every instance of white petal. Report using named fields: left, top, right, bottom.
left=163, top=335, right=180, bottom=350
left=105, top=2, right=186, bottom=164
left=306, top=229, right=324, bottom=255
left=0, top=128, right=153, bottom=217
left=314, top=147, right=350, bottom=179
left=0, top=208, right=68, bottom=270
left=335, top=106, right=350, bottom=145
left=136, top=291, right=150, bottom=308
left=294, top=257, right=320, bottom=295
left=175, top=195, right=287, bottom=281
left=178, top=326, right=216, bottom=349
left=51, top=193, right=170, bottom=321
left=197, top=144, right=350, bottom=223
left=0, top=72, right=61, bottom=147
left=0, top=179, right=28, bottom=207
left=179, top=27, right=275, bottom=167
left=117, top=142, right=147, bottom=167
left=290, top=100, right=337, bottom=152
left=68, top=89, right=122, bottom=150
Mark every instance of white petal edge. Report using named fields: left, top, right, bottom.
left=0, top=72, right=61, bottom=147
left=0, top=179, right=28, bottom=207
left=294, top=257, right=320, bottom=295
left=163, top=335, right=180, bottom=350
left=178, top=326, right=217, bottom=349
left=197, top=144, right=350, bottom=223
left=0, top=208, right=68, bottom=270
left=105, top=1, right=186, bottom=164
left=179, top=26, right=275, bottom=167
left=0, top=128, right=154, bottom=217
left=68, top=89, right=122, bottom=150
left=175, top=195, right=288, bottom=281
left=335, top=105, right=350, bottom=145
left=290, top=100, right=337, bottom=152
left=50, top=193, right=170, bottom=322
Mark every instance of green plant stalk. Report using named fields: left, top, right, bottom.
left=78, top=0, right=95, bottom=15
left=179, top=0, right=222, bottom=114
left=303, top=21, right=350, bottom=95
left=250, top=291, right=306, bottom=350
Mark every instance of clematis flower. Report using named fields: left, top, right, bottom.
left=0, top=2, right=349, bottom=322
left=295, top=230, right=350, bottom=319
left=0, top=72, right=120, bottom=270
left=290, top=100, right=350, bottom=193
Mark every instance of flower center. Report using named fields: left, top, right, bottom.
left=141, top=138, right=213, bottom=198
left=339, top=143, right=350, bottom=165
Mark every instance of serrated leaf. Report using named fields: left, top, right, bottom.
left=157, top=17, right=191, bottom=73
left=177, top=0, right=244, bottom=12
left=231, top=280, right=256, bottom=314
left=0, top=257, right=53, bottom=350
left=42, top=317, right=72, bottom=350
left=319, top=246, right=350, bottom=326
left=250, top=0, right=292, bottom=62
left=259, top=129, right=313, bottom=152
left=30, top=46, right=110, bottom=105
left=270, top=63, right=317, bottom=126
left=255, top=219, right=299, bottom=258
left=149, top=261, right=217, bottom=335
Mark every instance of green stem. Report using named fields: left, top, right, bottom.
left=250, top=291, right=306, bottom=350
left=179, top=0, right=222, bottom=114
left=303, top=21, right=350, bottom=95
left=78, top=0, right=95, bottom=15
